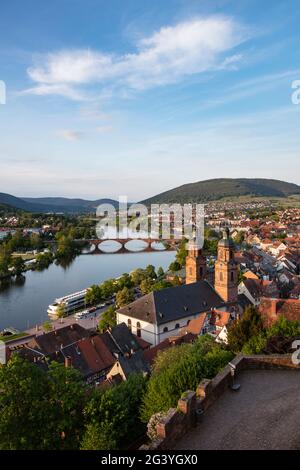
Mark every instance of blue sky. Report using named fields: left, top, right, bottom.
left=0, top=0, right=300, bottom=200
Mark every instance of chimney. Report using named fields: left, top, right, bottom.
left=270, top=298, right=278, bottom=316
left=65, top=356, right=72, bottom=368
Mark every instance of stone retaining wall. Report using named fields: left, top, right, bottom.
left=140, top=354, right=299, bottom=450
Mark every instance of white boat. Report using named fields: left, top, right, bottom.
left=47, top=288, right=88, bottom=318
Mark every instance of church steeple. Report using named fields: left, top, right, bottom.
left=185, top=237, right=206, bottom=284
left=214, top=228, right=238, bottom=302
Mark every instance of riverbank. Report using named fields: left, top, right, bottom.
left=0, top=251, right=175, bottom=331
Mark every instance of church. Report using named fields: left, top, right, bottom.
left=116, top=228, right=243, bottom=346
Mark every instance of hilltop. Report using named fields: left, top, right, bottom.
left=141, top=178, right=300, bottom=205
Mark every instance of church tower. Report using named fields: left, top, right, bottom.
left=214, top=228, right=238, bottom=302
left=185, top=239, right=206, bottom=284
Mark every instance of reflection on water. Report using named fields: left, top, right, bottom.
left=0, top=251, right=175, bottom=331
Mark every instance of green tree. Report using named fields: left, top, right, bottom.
left=168, top=260, right=181, bottom=272
left=47, top=361, right=87, bottom=449
left=234, top=231, right=245, bottom=245
left=0, top=246, right=11, bottom=277
left=141, top=336, right=232, bottom=423
left=81, top=373, right=147, bottom=450
left=116, top=273, right=133, bottom=290
left=98, top=306, right=117, bottom=333
left=175, top=238, right=188, bottom=267
left=145, top=264, right=157, bottom=280
left=101, top=279, right=116, bottom=298
left=116, top=287, right=134, bottom=307
left=43, top=321, right=53, bottom=333
left=130, top=268, right=147, bottom=286
left=140, top=278, right=154, bottom=295
left=157, top=266, right=164, bottom=278
left=0, top=355, right=53, bottom=450
left=227, top=306, right=264, bottom=353
left=85, top=285, right=102, bottom=305
left=35, top=252, right=53, bottom=270
left=10, top=256, right=25, bottom=276
left=56, top=303, right=67, bottom=319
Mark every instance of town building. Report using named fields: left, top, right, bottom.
left=117, top=229, right=240, bottom=346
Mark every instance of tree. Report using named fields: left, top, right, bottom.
left=116, top=273, right=133, bottom=290
left=43, top=321, right=53, bottom=332
left=227, top=306, right=264, bottom=353
left=85, top=285, right=102, bottom=305
left=140, top=278, right=154, bottom=295
left=47, top=361, right=87, bottom=449
left=145, top=264, right=157, bottom=280
left=175, top=238, right=188, bottom=267
left=101, top=279, right=116, bottom=298
left=98, top=306, right=117, bottom=333
left=10, top=257, right=25, bottom=276
left=172, top=275, right=181, bottom=286
left=35, top=252, right=53, bottom=270
left=116, top=287, right=134, bottom=307
left=0, top=246, right=11, bottom=277
left=56, top=303, right=67, bottom=319
left=157, top=266, right=164, bottom=278
left=130, top=268, right=147, bottom=286
left=234, top=231, right=245, bottom=245
left=0, top=356, right=86, bottom=450
left=141, top=336, right=233, bottom=423
left=168, top=261, right=181, bottom=272
left=30, top=232, right=43, bottom=250
left=81, top=373, right=147, bottom=450
left=152, top=279, right=173, bottom=291
left=0, top=355, right=52, bottom=450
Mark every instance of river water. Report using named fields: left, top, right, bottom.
left=0, top=250, right=175, bottom=331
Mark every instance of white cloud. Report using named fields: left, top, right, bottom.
left=56, top=129, right=83, bottom=141
left=96, top=125, right=113, bottom=134
left=23, top=16, right=250, bottom=100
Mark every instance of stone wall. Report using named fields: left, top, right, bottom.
left=141, top=354, right=300, bottom=450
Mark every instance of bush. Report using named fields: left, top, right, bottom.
left=82, top=373, right=147, bottom=450
left=227, top=306, right=264, bottom=353
left=140, top=336, right=233, bottom=423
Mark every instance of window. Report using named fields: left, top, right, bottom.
left=220, top=272, right=223, bottom=281
left=175, top=323, right=180, bottom=329
left=127, top=318, right=132, bottom=332
left=163, top=326, right=168, bottom=333
left=136, top=322, right=141, bottom=337
left=230, top=271, right=234, bottom=282
left=199, top=267, right=203, bottom=277
left=189, top=267, right=193, bottom=275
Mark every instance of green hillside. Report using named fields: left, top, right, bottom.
left=142, top=178, right=300, bottom=204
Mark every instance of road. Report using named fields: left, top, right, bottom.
left=25, top=305, right=109, bottom=336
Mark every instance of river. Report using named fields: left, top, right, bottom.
left=0, top=250, right=175, bottom=331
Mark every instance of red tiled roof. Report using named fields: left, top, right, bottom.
left=133, top=335, right=151, bottom=350
left=78, top=336, right=115, bottom=373
left=210, top=310, right=231, bottom=328
left=259, top=297, right=300, bottom=327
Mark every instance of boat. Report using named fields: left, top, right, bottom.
left=47, top=288, right=88, bottom=318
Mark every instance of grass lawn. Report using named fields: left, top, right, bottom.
left=11, top=253, right=36, bottom=260
left=0, top=332, right=28, bottom=343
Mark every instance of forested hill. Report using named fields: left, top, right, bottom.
left=142, top=178, right=300, bottom=204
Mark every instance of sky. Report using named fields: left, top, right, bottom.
left=0, top=0, right=300, bottom=201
